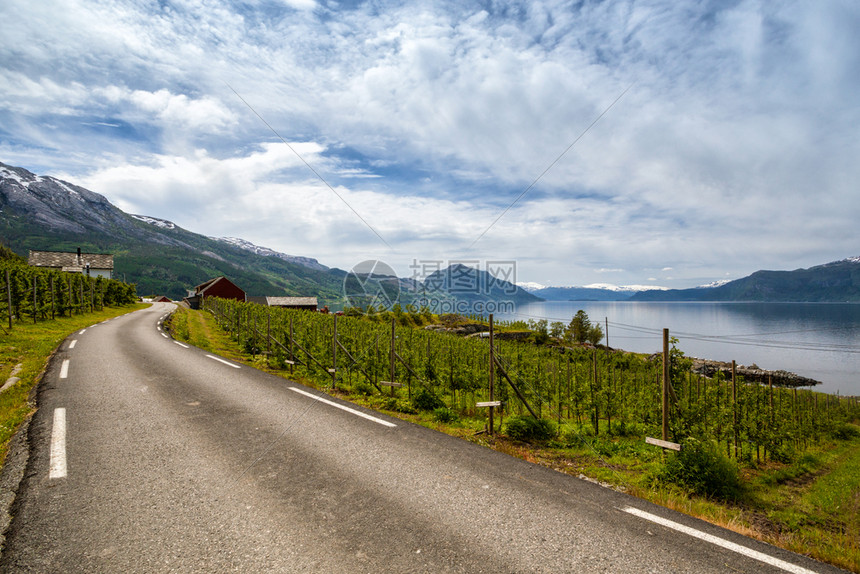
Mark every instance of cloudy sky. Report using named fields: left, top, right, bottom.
left=2, top=0, right=858, bottom=288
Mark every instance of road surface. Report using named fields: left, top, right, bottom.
left=0, top=303, right=845, bottom=572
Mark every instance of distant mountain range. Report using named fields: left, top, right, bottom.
left=629, top=258, right=860, bottom=302
left=0, top=162, right=533, bottom=307
left=523, top=284, right=665, bottom=301
left=520, top=259, right=860, bottom=303
left=4, top=161, right=858, bottom=305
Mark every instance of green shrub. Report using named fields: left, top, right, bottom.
left=831, top=422, right=860, bottom=441
left=382, top=397, right=417, bottom=414
left=412, top=388, right=446, bottom=411
left=432, top=407, right=459, bottom=423
left=352, top=381, right=374, bottom=396
left=505, top=416, right=556, bottom=442
left=659, top=438, right=743, bottom=501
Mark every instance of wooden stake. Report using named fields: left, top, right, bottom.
left=488, top=314, right=495, bottom=435
left=6, top=269, right=12, bottom=329
left=662, top=328, right=669, bottom=442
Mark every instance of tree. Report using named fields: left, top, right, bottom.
left=565, top=310, right=591, bottom=344
left=549, top=321, right=565, bottom=339
left=587, top=322, right=604, bottom=346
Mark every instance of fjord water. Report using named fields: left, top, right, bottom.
left=501, top=302, right=860, bottom=395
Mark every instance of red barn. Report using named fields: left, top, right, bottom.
left=185, top=276, right=246, bottom=309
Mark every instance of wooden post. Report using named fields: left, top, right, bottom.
left=592, top=349, right=599, bottom=435
left=33, top=275, right=38, bottom=324
left=488, top=314, right=495, bottom=435
left=266, top=311, right=271, bottom=356
left=50, top=276, right=55, bottom=320
left=5, top=269, right=12, bottom=329
left=289, top=316, right=295, bottom=365
left=732, top=360, right=738, bottom=459
left=389, top=318, right=396, bottom=396
left=605, top=316, right=609, bottom=348
left=662, top=328, right=669, bottom=442
left=331, top=314, right=337, bottom=389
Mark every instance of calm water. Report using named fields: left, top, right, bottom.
left=498, top=302, right=860, bottom=395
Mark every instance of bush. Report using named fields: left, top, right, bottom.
left=412, top=388, right=446, bottom=411
left=659, top=438, right=743, bottom=501
left=382, top=397, right=417, bottom=414
left=352, top=381, right=374, bottom=396
left=432, top=407, right=459, bottom=423
left=505, top=416, right=556, bottom=442
left=831, top=422, right=860, bottom=441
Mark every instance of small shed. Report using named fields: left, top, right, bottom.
left=248, top=296, right=318, bottom=311
left=152, top=295, right=172, bottom=303
left=185, top=276, right=245, bottom=309
left=28, top=248, right=114, bottom=279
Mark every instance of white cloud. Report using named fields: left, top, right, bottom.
left=3, top=0, right=860, bottom=287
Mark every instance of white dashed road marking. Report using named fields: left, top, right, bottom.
left=49, top=408, right=67, bottom=479
left=622, top=507, right=818, bottom=574
left=173, top=341, right=189, bottom=348
left=69, top=340, right=77, bottom=349
left=288, top=387, right=397, bottom=428
left=59, top=359, right=70, bottom=379
left=205, top=355, right=240, bottom=369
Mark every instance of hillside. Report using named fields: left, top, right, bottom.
left=0, top=162, right=347, bottom=302
left=630, top=258, right=860, bottom=302
left=0, top=162, right=540, bottom=309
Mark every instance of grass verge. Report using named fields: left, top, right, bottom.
left=0, top=304, right=147, bottom=469
left=170, top=306, right=860, bottom=572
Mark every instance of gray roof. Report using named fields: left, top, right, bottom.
left=262, top=296, right=318, bottom=307
left=28, top=250, right=114, bottom=270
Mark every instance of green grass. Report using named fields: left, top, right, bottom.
left=0, top=303, right=147, bottom=467
left=175, top=305, right=860, bottom=572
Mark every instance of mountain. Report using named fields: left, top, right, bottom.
left=0, top=162, right=347, bottom=302
left=531, top=284, right=669, bottom=301
left=629, top=258, right=860, bottom=302
left=210, top=236, right=329, bottom=272
left=422, top=263, right=543, bottom=309
left=0, top=161, right=537, bottom=311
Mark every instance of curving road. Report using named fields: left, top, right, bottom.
left=0, top=303, right=845, bottom=573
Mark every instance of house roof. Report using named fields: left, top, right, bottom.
left=266, top=296, right=318, bottom=307
left=194, top=276, right=245, bottom=296
left=28, top=250, right=114, bottom=270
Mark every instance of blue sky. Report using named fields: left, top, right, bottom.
left=2, top=0, right=859, bottom=288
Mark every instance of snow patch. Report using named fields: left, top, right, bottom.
left=583, top=283, right=669, bottom=292
left=516, top=281, right=547, bottom=292
left=45, top=177, right=80, bottom=197
left=697, top=279, right=732, bottom=289
left=131, top=214, right=177, bottom=229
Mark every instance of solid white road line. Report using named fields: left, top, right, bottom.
left=49, top=408, right=67, bottom=479
left=59, top=359, right=70, bottom=379
left=205, top=355, right=240, bottom=369
left=288, top=387, right=397, bottom=428
left=173, top=341, right=189, bottom=348
left=69, top=340, right=77, bottom=349
left=622, top=507, right=818, bottom=574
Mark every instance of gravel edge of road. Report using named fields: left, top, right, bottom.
left=0, top=346, right=59, bottom=558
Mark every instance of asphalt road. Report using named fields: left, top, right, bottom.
left=0, top=303, right=846, bottom=573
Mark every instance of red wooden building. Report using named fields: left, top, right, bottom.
left=184, top=276, right=246, bottom=309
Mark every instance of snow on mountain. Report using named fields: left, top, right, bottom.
left=211, top=236, right=329, bottom=272
left=696, top=279, right=733, bottom=289
left=516, top=281, right=547, bottom=292
left=583, top=283, right=669, bottom=292
left=131, top=214, right=176, bottom=230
